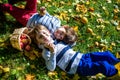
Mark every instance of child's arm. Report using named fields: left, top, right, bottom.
left=42, top=49, right=56, bottom=71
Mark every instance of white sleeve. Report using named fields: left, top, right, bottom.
left=42, top=49, right=56, bottom=71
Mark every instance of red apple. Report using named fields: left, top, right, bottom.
left=21, top=39, right=29, bottom=45
left=20, top=34, right=27, bottom=39
left=20, top=42, right=24, bottom=49
left=25, top=45, right=31, bottom=51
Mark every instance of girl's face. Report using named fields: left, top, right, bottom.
left=35, top=29, right=52, bottom=44
left=54, top=27, right=66, bottom=40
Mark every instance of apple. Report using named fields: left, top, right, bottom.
left=20, top=42, right=24, bottom=49
left=20, top=34, right=27, bottom=39
left=21, top=38, right=29, bottom=45
left=25, top=45, right=31, bottom=51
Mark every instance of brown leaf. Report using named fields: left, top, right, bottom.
left=89, top=7, right=94, bottom=12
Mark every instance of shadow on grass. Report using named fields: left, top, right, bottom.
left=0, top=11, right=23, bottom=34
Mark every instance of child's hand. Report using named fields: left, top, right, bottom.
left=39, top=6, right=46, bottom=16
left=44, top=42, right=55, bottom=53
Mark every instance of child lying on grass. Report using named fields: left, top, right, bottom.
left=33, top=25, right=120, bottom=79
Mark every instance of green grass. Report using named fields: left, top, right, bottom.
left=0, top=0, right=120, bottom=80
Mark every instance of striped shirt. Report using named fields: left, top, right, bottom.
left=26, top=12, right=61, bottom=36
left=42, top=42, right=83, bottom=74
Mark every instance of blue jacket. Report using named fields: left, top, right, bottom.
left=26, top=12, right=61, bottom=37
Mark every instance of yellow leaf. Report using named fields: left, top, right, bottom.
left=86, top=28, right=96, bottom=35
left=0, top=65, right=3, bottom=69
left=108, top=45, right=113, bottom=51
left=116, top=52, right=120, bottom=58
left=114, top=8, right=120, bottom=14
left=59, top=11, right=68, bottom=20
left=47, top=0, right=51, bottom=2
left=96, top=73, right=105, bottom=78
left=60, top=1, right=65, bottom=5
left=80, top=17, right=88, bottom=24
left=86, top=1, right=90, bottom=5
left=95, top=42, right=99, bottom=46
left=17, top=5, right=25, bottom=9
left=97, top=18, right=104, bottom=24
left=115, top=62, right=120, bottom=73
left=48, top=71, right=58, bottom=77
left=116, top=26, right=120, bottom=31
left=99, top=44, right=106, bottom=47
left=111, top=42, right=116, bottom=46
left=89, top=7, right=94, bottom=12
left=29, top=53, right=36, bottom=60
left=25, top=74, right=35, bottom=80
left=96, top=35, right=101, bottom=40
left=0, top=38, right=5, bottom=42
left=17, top=67, right=24, bottom=70
left=3, top=67, right=10, bottom=72
left=87, top=28, right=93, bottom=33
left=72, top=74, right=80, bottom=80
left=33, top=50, right=40, bottom=57
left=76, top=4, right=87, bottom=13
left=116, top=0, right=120, bottom=3
left=73, top=26, right=78, bottom=32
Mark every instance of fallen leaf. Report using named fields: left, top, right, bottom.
left=80, top=16, right=88, bottom=24
left=111, top=42, right=116, bottom=46
left=115, top=62, right=120, bottom=74
left=33, top=50, right=41, bottom=57
left=73, top=26, right=78, bottom=32
left=116, top=26, right=120, bottom=30
left=97, top=18, right=104, bottom=24
left=95, top=42, right=99, bottom=46
left=48, top=71, right=58, bottom=76
left=17, top=5, right=25, bottom=9
left=3, top=67, right=10, bottom=72
left=76, top=4, right=87, bottom=13
left=86, top=28, right=96, bottom=35
left=89, top=7, right=94, bottom=12
left=29, top=53, right=36, bottom=60
left=72, top=74, right=80, bottom=80
left=116, top=52, right=120, bottom=59
left=59, top=11, right=68, bottom=20
left=114, top=8, right=120, bottom=14
left=25, top=74, right=35, bottom=80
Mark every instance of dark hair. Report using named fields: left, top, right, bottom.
left=63, top=27, right=78, bottom=44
